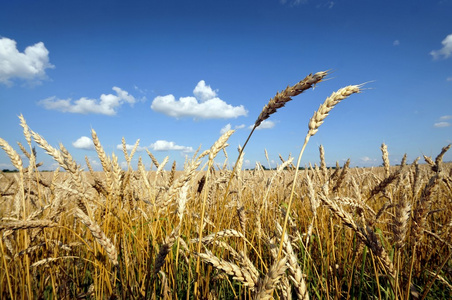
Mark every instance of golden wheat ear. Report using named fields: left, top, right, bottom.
left=255, top=71, right=328, bottom=128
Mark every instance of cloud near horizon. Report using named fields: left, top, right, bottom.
left=116, top=143, right=147, bottom=152
left=72, top=136, right=95, bottom=150
left=430, top=33, right=452, bottom=60
left=39, top=87, right=137, bottom=115
left=150, top=140, right=194, bottom=153
left=115, top=140, right=194, bottom=153
left=151, top=80, right=248, bottom=119
left=0, top=37, right=54, bottom=85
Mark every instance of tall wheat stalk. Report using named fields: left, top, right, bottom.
left=276, top=85, right=363, bottom=260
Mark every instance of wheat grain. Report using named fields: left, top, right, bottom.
left=255, top=71, right=328, bottom=127
left=381, top=143, right=390, bottom=178
left=254, top=257, right=288, bottom=299
left=0, top=138, right=23, bottom=171
left=196, top=250, right=257, bottom=289
left=154, top=225, right=180, bottom=274
left=308, top=85, right=362, bottom=137
left=74, top=208, right=118, bottom=266
left=0, top=220, right=58, bottom=231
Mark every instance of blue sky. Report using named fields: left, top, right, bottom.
left=1, top=0, right=451, bottom=171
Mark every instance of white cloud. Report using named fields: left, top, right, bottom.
left=115, top=141, right=193, bottom=154
left=116, top=143, right=146, bottom=152
left=430, top=33, right=452, bottom=60
left=39, top=87, right=137, bottom=115
left=0, top=37, right=54, bottom=85
left=133, top=85, right=147, bottom=102
left=220, top=123, right=246, bottom=134
left=250, top=120, right=276, bottom=130
left=193, top=80, right=217, bottom=102
left=151, top=80, right=247, bottom=119
left=434, top=121, right=451, bottom=128
left=393, top=40, right=400, bottom=46
left=360, top=156, right=376, bottom=163
left=134, top=85, right=147, bottom=94
left=220, top=124, right=232, bottom=134
left=447, top=77, right=452, bottom=82
left=72, top=136, right=95, bottom=150
left=440, top=115, right=452, bottom=120
left=150, top=140, right=194, bottom=153
left=244, top=159, right=251, bottom=168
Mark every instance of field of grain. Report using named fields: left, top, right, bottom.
left=1, top=72, right=451, bottom=299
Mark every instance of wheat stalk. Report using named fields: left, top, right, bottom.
left=277, top=84, right=363, bottom=262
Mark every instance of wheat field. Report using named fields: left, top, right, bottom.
left=1, top=72, right=451, bottom=299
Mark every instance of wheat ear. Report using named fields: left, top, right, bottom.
left=74, top=208, right=118, bottom=266
left=381, top=143, right=390, bottom=178
left=255, top=71, right=328, bottom=127
left=0, top=138, right=23, bottom=171
left=254, top=257, right=288, bottom=299
left=0, top=220, right=58, bottom=231
left=307, top=85, right=362, bottom=137
left=195, top=250, right=257, bottom=289
left=154, top=225, right=180, bottom=275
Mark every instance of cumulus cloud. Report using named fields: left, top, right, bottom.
left=150, top=140, right=194, bottom=153
left=250, top=120, right=276, bottom=130
left=360, top=156, right=376, bottom=163
left=151, top=80, right=247, bottom=119
left=0, top=37, right=54, bottom=85
left=430, top=33, right=452, bottom=60
left=393, top=40, right=400, bottom=46
left=39, top=87, right=137, bottom=115
left=193, top=80, right=217, bottom=102
left=116, top=143, right=147, bottom=152
left=72, top=136, right=95, bottom=150
left=115, top=140, right=193, bottom=154
left=447, top=77, right=452, bottom=82
left=220, top=123, right=246, bottom=134
left=434, top=121, right=451, bottom=128
left=440, top=115, right=452, bottom=120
